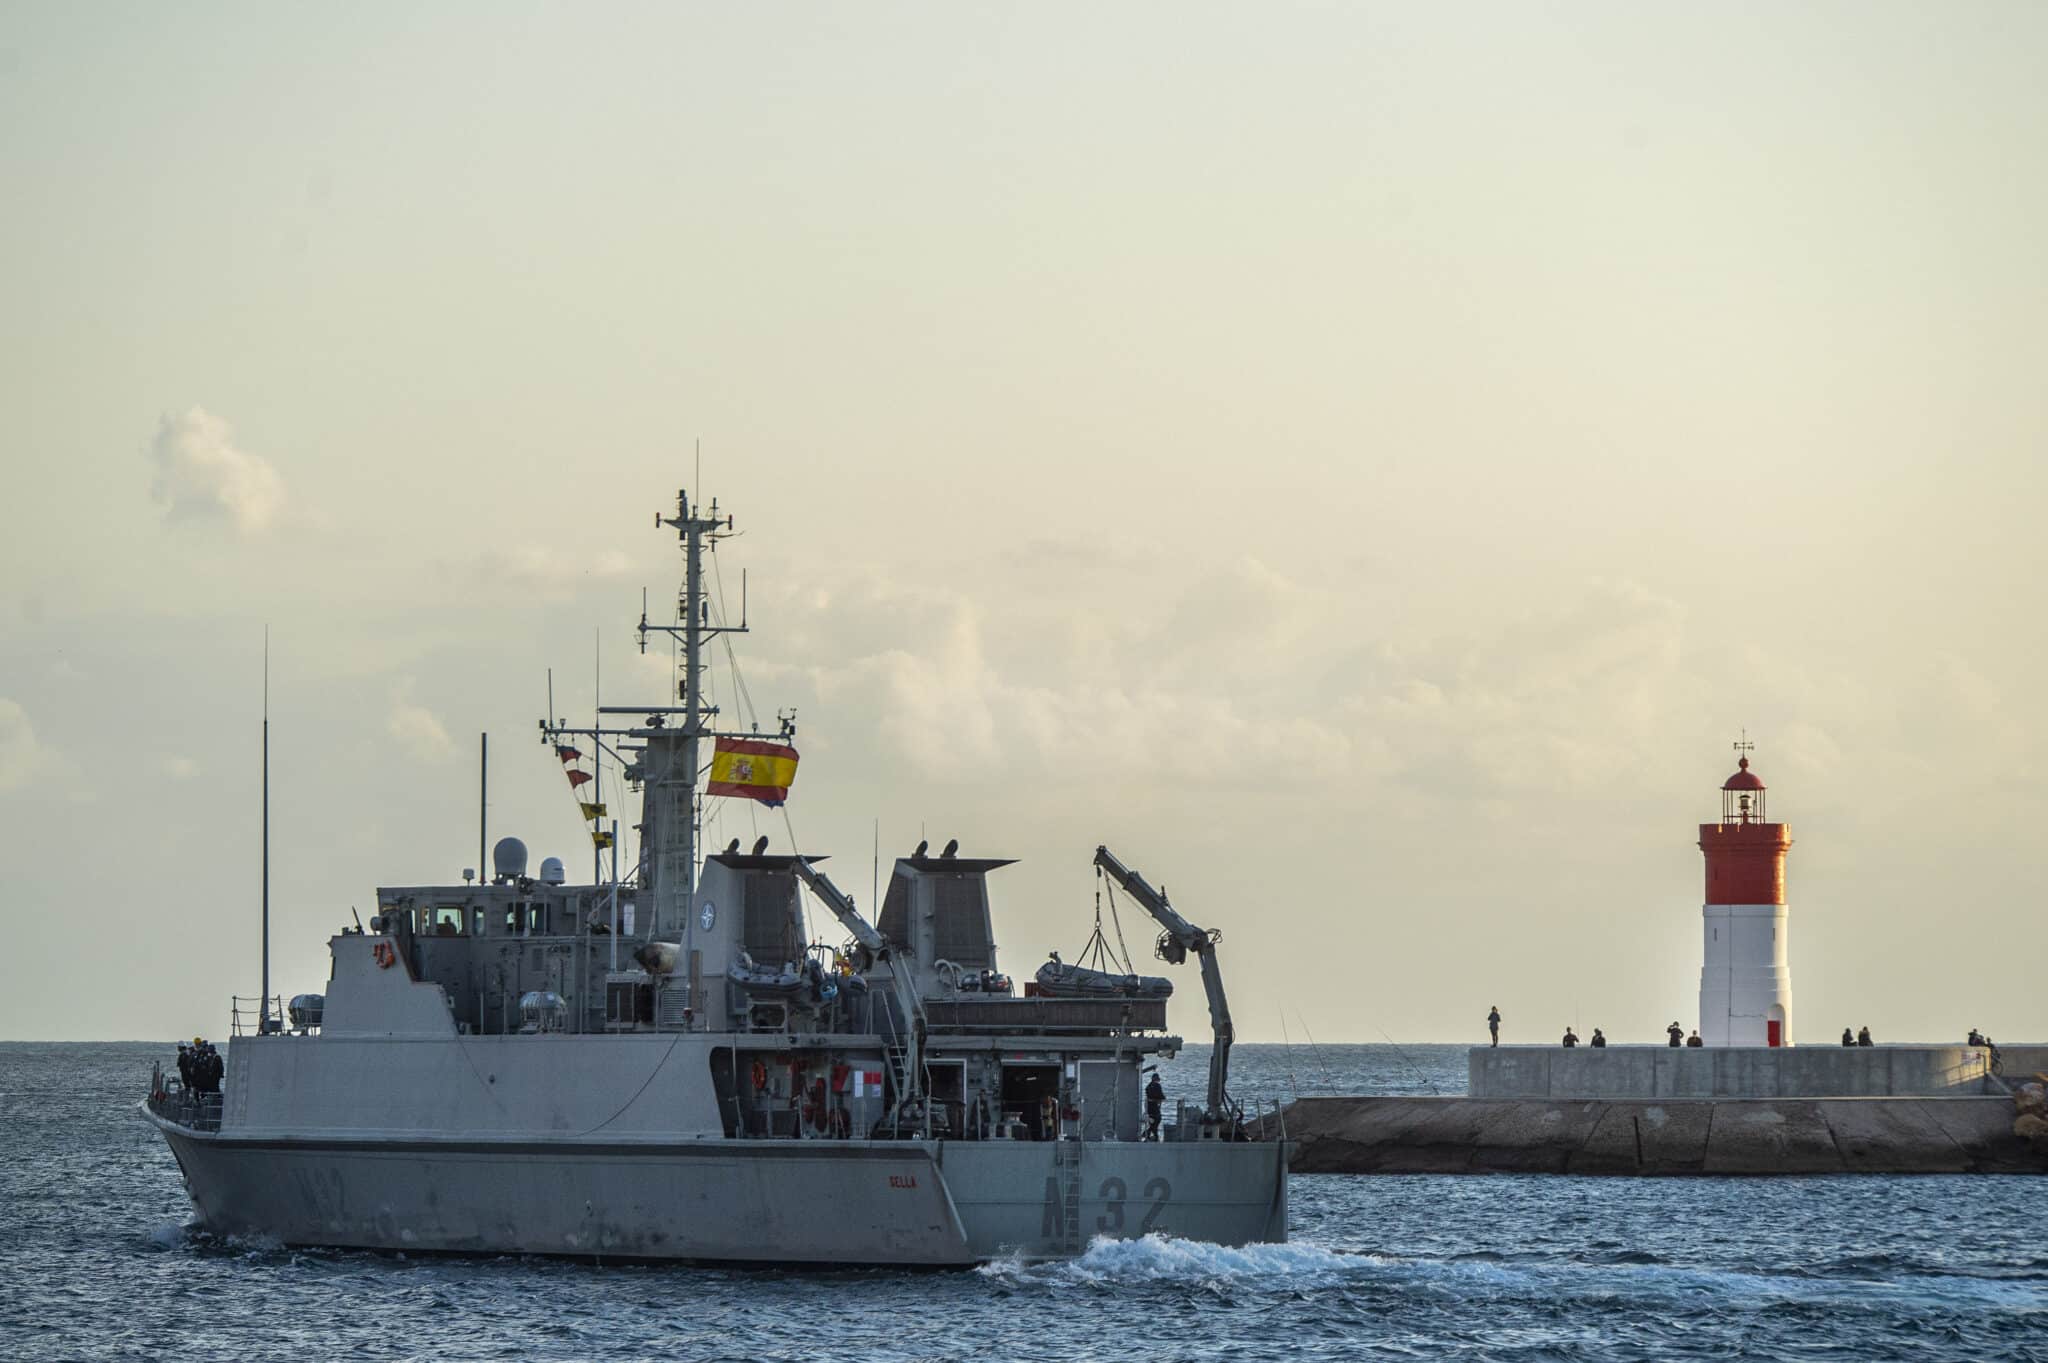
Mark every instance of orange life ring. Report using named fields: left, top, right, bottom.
left=372, top=941, right=397, bottom=969
left=750, top=1059, right=769, bottom=1091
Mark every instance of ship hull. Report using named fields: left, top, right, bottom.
left=147, top=1109, right=1288, bottom=1264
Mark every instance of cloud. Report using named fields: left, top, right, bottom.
left=465, top=545, right=633, bottom=601
left=1336, top=580, right=1692, bottom=801
left=147, top=407, right=285, bottom=533
left=735, top=562, right=1710, bottom=821
left=387, top=681, right=455, bottom=762
left=750, top=567, right=1356, bottom=789
left=0, top=699, right=39, bottom=791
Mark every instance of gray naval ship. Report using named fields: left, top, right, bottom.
left=143, top=487, right=1288, bottom=1265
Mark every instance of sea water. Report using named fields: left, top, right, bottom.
left=1, top=1042, right=2040, bottom=1362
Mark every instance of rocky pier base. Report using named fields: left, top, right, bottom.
left=1261, top=1096, right=2046, bottom=1175
left=2011, top=1075, right=2048, bottom=1157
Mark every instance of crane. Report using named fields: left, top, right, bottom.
left=1091, top=844, right=1235, bottom=1124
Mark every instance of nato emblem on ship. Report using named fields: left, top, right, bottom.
left=141, top=488, right=1289, bottom=1264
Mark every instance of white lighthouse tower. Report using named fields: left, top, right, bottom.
left=1697, top=742, right=1794, bottom=1047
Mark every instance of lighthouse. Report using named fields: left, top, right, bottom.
left=1697, top=743, right=1794, bottom=1047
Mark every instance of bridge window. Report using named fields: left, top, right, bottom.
left=500, top=902, right=549, bottom=935
left=422, top=905, right=466, bottom=936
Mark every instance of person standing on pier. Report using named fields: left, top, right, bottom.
left=1487, top=1006, right=1502, bottom=1047
left=1667, top=1022, right=1684, bottom=1048
left=1590, top=1029, right=1607, bottom=1048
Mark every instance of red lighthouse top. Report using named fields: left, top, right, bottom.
left=1720, top=755, right=1766, bottom=824
left=1699, top=741, right=1790, bottom=905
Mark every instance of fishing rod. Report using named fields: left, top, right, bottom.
left=1278, top=1010, right=1304, bottom=1107
left=1295, top=1009, right=1334, bottom=1091
left=1377, top=1026, right=1443, bottom=1096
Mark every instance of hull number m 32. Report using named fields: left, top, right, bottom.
left=1041, top=1175, right=1172, bottom=1237
left=1096, top=1176, right=1171, bottom=1233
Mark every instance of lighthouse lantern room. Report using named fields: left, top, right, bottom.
left=1697, top=741, right=1794, bottom=1047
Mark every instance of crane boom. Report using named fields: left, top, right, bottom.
left=789, top=857, right=886, bottom=957
left=1092, top=844, right=1235, bottom=1121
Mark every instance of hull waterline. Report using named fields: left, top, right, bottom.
left=148, top=1105, right=1288, bottom=1265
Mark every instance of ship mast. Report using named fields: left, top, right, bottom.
left=652, top=488, right=724, bottom=925
left=541, top=487, right=784, bottom=1006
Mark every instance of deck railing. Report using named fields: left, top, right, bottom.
left=229, top=995, right=285, bottom=1037
left=145, top=1080, right=223, bottom=1133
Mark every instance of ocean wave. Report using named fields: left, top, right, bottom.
left=1362, top=1249, right=2048, bottom=1316
left=978, top=1233, right=2048, bottom=1320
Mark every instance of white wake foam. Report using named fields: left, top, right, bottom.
left=145, top=1220, right=191, bottom=1250
left=979, top=1233, right=1359, bottom=1284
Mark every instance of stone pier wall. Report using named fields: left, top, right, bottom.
left=1265, top=1095, right=2043, bottom=1175
left=1469, top=1045, right=1993, bottom=1099
left=1995, top=1045, right=2048, bottom=1080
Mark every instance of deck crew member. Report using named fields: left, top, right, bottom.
left=198, top=1042, right=222, bottom=1094
left=1144, top=1070, right=1165, bottom=1141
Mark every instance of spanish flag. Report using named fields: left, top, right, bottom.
left=706, top=737, right=800, bottom=806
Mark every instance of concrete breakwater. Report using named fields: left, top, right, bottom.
left=1469, top=1044, right=1996, bottom=1099
left=1264, top=1095, right=2045, bottom=1175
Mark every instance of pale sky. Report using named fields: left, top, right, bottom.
left=3, top=3, right=2043, bottom=1044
